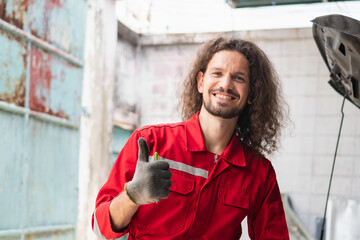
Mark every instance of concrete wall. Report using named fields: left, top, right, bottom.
left=137, top=43, right=197, bottom=125
left=113, top=24, right=140, bottom=129
left=77, top=1, right=118, bottom=239
left=115, top=27, right=360, bottom=236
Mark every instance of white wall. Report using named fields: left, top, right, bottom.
left=115, top=28, right=360, bottom=236
left=78, top=1, right=118, bottom=239
left=115, top=40, right=139, bottom=112
left=137, top=43, right=197, bottom=125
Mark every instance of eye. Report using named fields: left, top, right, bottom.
left=234, top=75, right=246, bottom=82
left=212, top=72, right=222, bottom=77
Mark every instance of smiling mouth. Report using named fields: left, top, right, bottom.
left=210, top=87, right=239, bottom=100
left=213, top=93, right=236, bottom=100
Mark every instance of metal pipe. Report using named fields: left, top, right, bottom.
left=0, top=101, right=26, bottom=115
left=320, top=95, right=347, bottom=240
left=282, top=194, right=316, bottom=240
left=0, top=224, right=74, bottom=237
left=0, top=18, right=83, bottom=67
left=0, top=102, right=79, bottom=129
left=31, top=109, right=79, bottom=129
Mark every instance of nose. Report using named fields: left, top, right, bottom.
left=219, top=74, right=232, bottom=90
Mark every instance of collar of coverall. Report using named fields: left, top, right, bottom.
left=185, top=112, right=247, bottom=167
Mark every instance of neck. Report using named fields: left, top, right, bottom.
left=198, top=106, right=238, bottom=155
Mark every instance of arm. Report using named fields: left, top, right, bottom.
left=92, top=136, right=172, bottom=239
left=109, top=191, right=140, bottom=231
left=247, top=165, right=289, bottom=240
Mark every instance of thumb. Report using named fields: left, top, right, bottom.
left=137, top=137, right=149, bottom=162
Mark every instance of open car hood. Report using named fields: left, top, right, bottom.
left=312, top=14, right=360, bottom=108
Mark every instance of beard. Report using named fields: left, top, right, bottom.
left=203, top=87, right=246, bottom=119
left=203, top=100, right=244, bottom=119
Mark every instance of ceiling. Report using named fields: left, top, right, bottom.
left=115, top=0, right=360, bottom=34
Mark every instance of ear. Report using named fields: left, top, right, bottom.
left=247, top=92, right=252, bottom=104
left=197, top=71, right=204, bottom=93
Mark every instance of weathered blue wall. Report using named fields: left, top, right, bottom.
left=0, top=0, right=87, bottom=239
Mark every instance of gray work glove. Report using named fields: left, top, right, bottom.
left=125, top=137, right=172, bottom=205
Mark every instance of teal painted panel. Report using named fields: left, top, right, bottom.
left=112, top=127, right=133, bottom=165
left=0, top=0, right=87, bottom=59
left=113, top=127, right=133, bottom=152
left=0, top=236, right=20, bottom=240
left=0, top=29, right=27, bottom=106
left=29, top=47, right=83, bottom=122
left=25, top=231, right=74, bottom=240
left=0, top=1, right=87, bottom=238
left=0, top=111, right=24, bottom=229
left=25, top=117, right=79, bottom=227
left=27, top=0, right=87, bottom=59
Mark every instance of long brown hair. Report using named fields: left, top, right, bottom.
left=179, top=37, right=289, bottom=155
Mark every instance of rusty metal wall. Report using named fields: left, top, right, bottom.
left=0, top=0, right=86, bottom=239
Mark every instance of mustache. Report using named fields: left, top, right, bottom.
left=210, top=87, right=240, bottom=98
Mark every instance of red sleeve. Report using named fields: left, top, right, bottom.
left=247, top=164, right=289, bottom=240
left=91, top=130, right=141, bottom=239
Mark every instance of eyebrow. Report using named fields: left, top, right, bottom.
left=209, top=67, right=248, bottom=77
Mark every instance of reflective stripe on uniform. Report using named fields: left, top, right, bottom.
left=149, top=155, right=208, bottom=179
left=93, top=209, right=114, bottom=240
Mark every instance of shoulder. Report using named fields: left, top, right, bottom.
left=242, top=143, right=274, bottom=174
left=136, top=120, right=187, bottom=135
left=133, top=120, right=187, bottom=145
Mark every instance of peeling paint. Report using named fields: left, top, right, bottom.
left=0, top=0, right=28, bottom=30
left=26, top=0, right=86, bottom=59
left=29, top=46, right=82, bottom=121
left=29, top=47, right=52, bottom=114
left=0, top=0, right=85, bottom=60
left=0, top=1, right=5, bottom=19
left=0, top=75, right=26, bottom=106
left=29, top=47, right=69, bottom=119
left=47, top=0, right=64, bottom=10
left=0, top=29, right=27, bottom=107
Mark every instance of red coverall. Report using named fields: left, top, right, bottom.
left=92, top=113, right=289, bottom=239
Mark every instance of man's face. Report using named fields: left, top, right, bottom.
left=197, top=50, right=251, bottom=119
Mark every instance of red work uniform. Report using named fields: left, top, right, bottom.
left=92, top=113, right=289, bottom=240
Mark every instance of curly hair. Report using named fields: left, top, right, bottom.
left=179, top=37, right=289, bottom=155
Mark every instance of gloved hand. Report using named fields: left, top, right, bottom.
left=125, top=137, right=172, bottom=205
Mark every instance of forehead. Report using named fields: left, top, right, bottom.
left=207, top=50, right=249, bottom=72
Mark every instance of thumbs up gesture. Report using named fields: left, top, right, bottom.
left=125, top=138, right=172, bottom=205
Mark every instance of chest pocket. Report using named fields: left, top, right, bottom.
left=218, top=185, right=252, bottom=214
left=132, top=169, right=195, bottom=236
left=169, top=170, right=194, bottom=194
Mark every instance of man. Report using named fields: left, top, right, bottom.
left=92, top=37, right=289, bottom=239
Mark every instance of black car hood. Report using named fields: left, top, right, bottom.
left=312, top=14, right=360, bottom=108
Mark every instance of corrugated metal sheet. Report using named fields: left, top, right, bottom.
left=26, top=117, right=79, bottom=228
left=0, top=0, right=85, bottom=58
left=0, top=29, right=27, bottom=106
left=29, top=47, right=83, bottom=120
left=0, top=111, right=24, bottom=229
left=0, top=0, right=87, bottom=239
